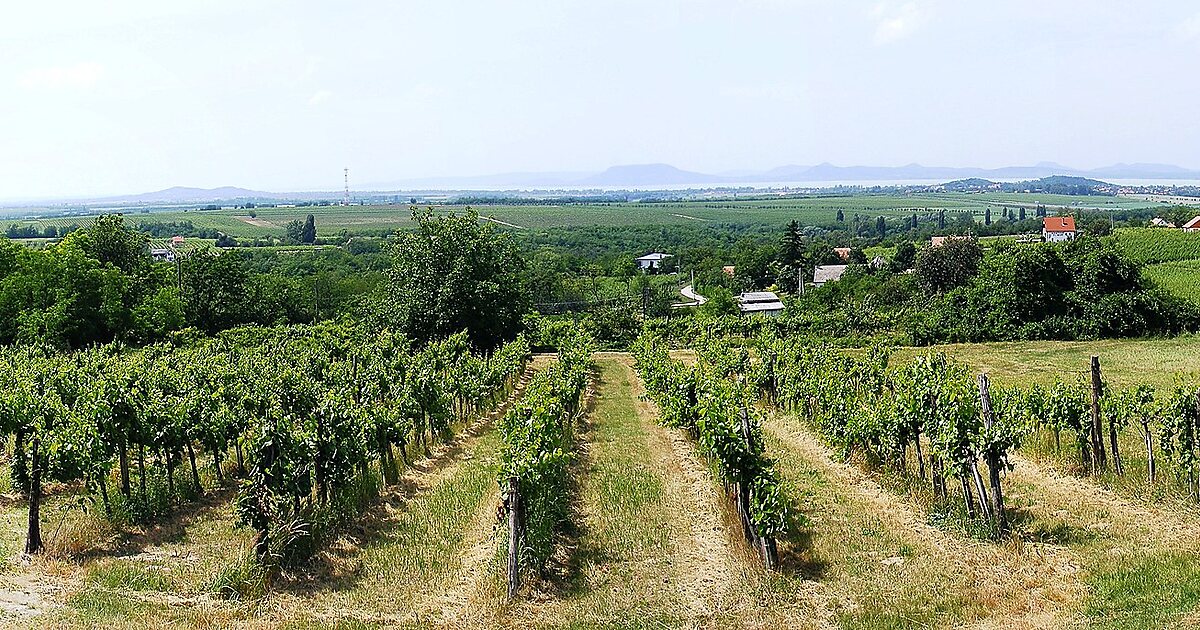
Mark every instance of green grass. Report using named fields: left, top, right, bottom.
left=891, top=336, right=1200, bottom=390
left=1083, top=551, right=1200, bottom=630
left=760, top=418, right=979, bottom=628
left=308, top=429, right=505, bottom=613
left=86, top=561, right=173, bottom=592
left=495, top=358, right=685, bottom=627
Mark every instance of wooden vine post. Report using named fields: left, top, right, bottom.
left=1088, top=356, right=1107, bottom=474
left=505, top=476, right=524, bottom=599
left=737, top=407, right=778, bottom=570
left=977, top=374, right=1005, bottom=528
left=1141, top=412, right=1156, bottom=485
left=25, top=436, right=42, bottom=555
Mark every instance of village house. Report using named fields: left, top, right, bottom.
left=1183, top=216, right=1200, bottom=233
left=1042, top=216, right=1076, bottom=243
left=736, top=291, right=784, bottom=317
left=812, top=264, right=849, bottom=288
left=634, top=252, right=672, bottom=271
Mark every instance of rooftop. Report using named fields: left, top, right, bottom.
left=738, top=301, right=785, bottom=313
left=738, top=291, right=781, bottom=304
left=1043, top=216, right=1076, bottom=232
left=635, top=252, right=673, bottom=261
left=813, top=264, right=849, bottom=284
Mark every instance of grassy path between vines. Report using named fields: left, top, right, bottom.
left=761, top=411, right=1080, bottom=630
left=463, top=356, right=770, bottom=628
left=1003, top=454, right=1200, bottom=630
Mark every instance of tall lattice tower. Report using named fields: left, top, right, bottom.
left=343, top=168, right=350, bottom=206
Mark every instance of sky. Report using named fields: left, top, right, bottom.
left=2, top=0, right=1199, bottom=199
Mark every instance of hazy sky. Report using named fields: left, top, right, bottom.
left=3, top=1, right=1199, bottom=198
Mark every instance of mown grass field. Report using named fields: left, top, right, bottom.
left=2, top=192, right=1163, bottom=241
left=892, top=336, right=1200, bottom=390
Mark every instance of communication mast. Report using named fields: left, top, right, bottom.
left=343, top=168, right=350, bottom=206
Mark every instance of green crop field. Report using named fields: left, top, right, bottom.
left=2, top=191, right=1158, bottom=241
left=925, top=192, right=1154, bottom=211
left=1144, top=260, right=1200, bottom=304
left=1112, top=227, right=1200, bottom=265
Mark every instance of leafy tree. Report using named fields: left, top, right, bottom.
left=181, top=252, right=251, bottom=333
left=375, top=208, right=529, bottom=348
left=984, top=207, right=992, bottom=226
left=698, top=287, right=739, bottom=318
left=876, top=216, right=886, bottom=238
left=892, top=242, right=916, bottom=272
left=67, top=215, right=150, bottom=275
left=914, top=238, right=982, bottom=294
left=836, top=209, right=845, bottom=222
left=284, top=220, right=305, bottom=245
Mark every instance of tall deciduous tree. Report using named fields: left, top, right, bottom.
left=376, top=208, right=529, bottom=349
left=914, top=238, right=983, bottom=294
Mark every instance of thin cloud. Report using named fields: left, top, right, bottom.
left=868, top=1, right=929, bottom=45
left=1174, top=12, right=1200, bottom=40
left=308, top=90, right=333, bottom=106
left=18, top=62, right=106, bottom=89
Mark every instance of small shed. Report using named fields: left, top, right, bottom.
left=635, top=252, right=673, bottom=271
left=736, top=291, right=784, bottom=317
left=813, top=264, right=849, bottom=287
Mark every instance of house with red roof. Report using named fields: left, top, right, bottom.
left=1042, top=216, right=1076, bottom=243
left=1182, top=216, right=1200, bottom=232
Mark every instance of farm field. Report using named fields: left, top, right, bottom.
left=891, top=336, right=1200, bottom=390
left=1, top=192, right=1163, bottom=241
left=1144, top=260, right=1200, bottom=305
left=1112, top=227, right=1200, bottom=265
left=4, top=339, right=1200, bottom=628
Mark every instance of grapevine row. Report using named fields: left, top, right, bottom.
left=631, top=332, right=787, bottom=567
left=0, top=322, right=530, bottom=562
left=498, top=326, right=593, bottom=596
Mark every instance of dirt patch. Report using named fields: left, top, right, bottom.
left=235, top=216, right=277, bottom=227
left=0, top=571, right=63, bottom=621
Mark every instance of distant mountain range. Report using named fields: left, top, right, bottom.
left=11, top=162, right=1200, bottom=206
left=366, top=161, right=1200, bottom=190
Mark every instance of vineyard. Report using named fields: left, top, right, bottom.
left=0, top=331, right=1198, bottom=627
left=1112, top=227, right=1200, bottom=264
